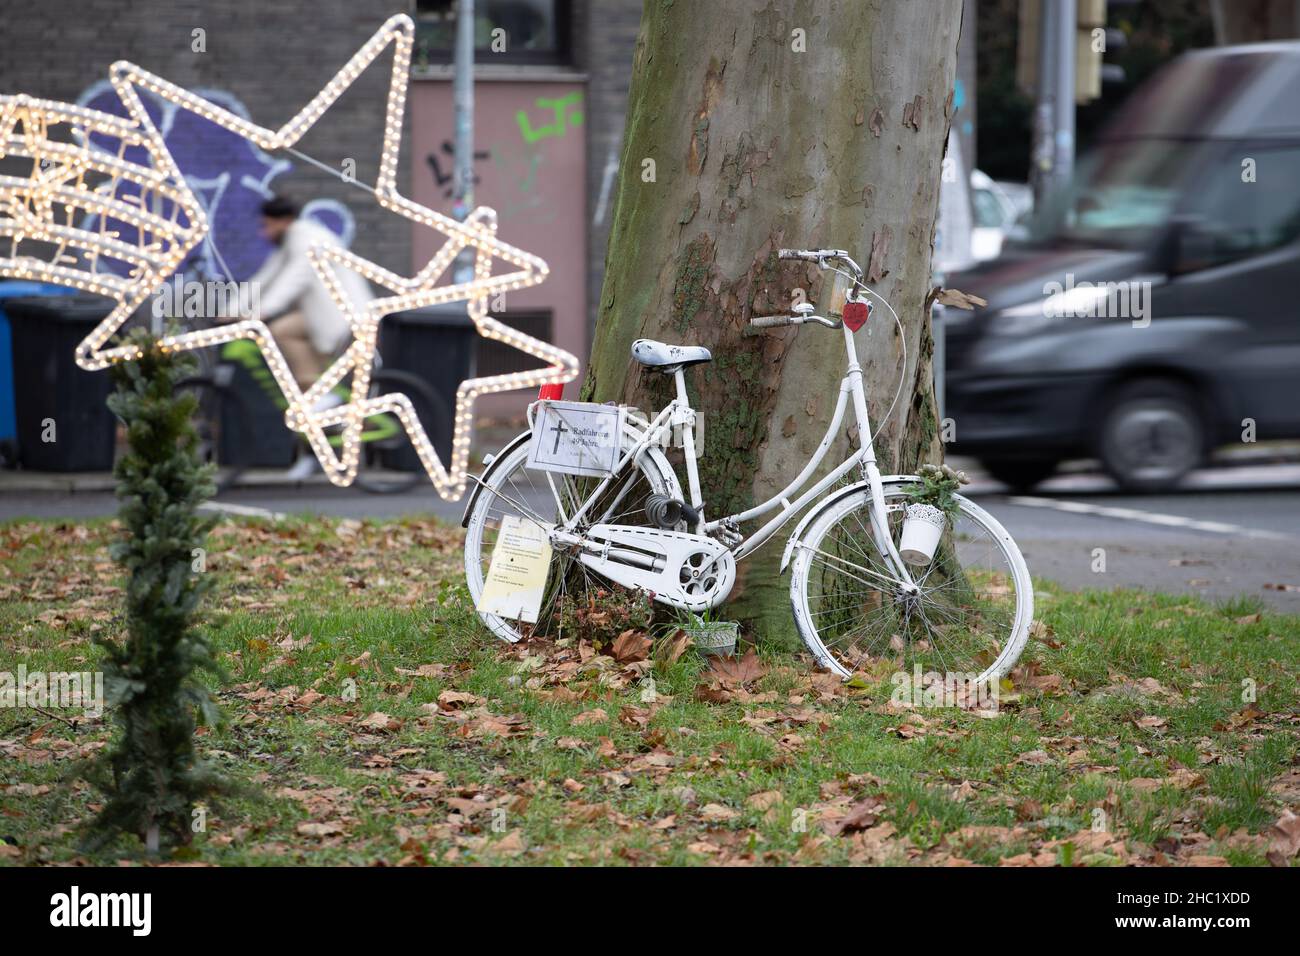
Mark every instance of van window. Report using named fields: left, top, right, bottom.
left=1031, top=139, right=1211, bottom=250
left=1189, top=145, right=1300, bottom=265
left=972, top=188, right=1005, bottom=229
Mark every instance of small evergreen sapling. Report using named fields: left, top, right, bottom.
left=86, top=329, right=232, bottom=854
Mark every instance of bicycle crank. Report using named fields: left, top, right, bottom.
left=561, top=524, right=736, bottom=612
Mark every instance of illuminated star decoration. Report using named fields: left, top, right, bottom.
left=0, top=14, right=578, bottom=501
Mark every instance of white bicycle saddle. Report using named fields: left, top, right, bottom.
left=630, top=338, right=712, bottom=370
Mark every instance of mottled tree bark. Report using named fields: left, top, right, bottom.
left=584, top=0, right=962, bottom=642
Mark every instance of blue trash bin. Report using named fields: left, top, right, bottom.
left=0, top=281, right=70, bottom=466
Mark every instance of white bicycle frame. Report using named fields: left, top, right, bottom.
left=531, top=274, right=918, bottom=600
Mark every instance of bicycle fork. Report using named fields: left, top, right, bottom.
left=843, top=322, right=918, bottom=593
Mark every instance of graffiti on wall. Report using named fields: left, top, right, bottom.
left=425, top=139, right=490, bottom=199
left=423, top=90, right=582, bottom=229
left=75, top=82, right=355, bottom=282
left=515, top=92, right=583, bottom=144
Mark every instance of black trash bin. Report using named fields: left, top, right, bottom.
left=377, top=304, right=476, bottom=471
left=6, top=294, right=117, bottom=472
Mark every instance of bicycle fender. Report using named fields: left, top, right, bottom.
left=460, top=432, right=532, bottom=528
left=778, top=474, right=916, bottom=573
left=461, top=427, right=685, bottom=528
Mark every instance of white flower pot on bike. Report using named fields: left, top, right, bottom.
left=899, top=503, right=946, bottom=565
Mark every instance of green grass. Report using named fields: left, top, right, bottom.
left=1, top=515, right=1297, bottom=866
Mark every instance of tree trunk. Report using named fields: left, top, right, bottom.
left=584, top=0, right=962, bottom=642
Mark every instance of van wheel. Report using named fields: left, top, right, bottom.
left=980, top=457, right=1058, bottom=492
left=1099, top=379, right=1204, bottom=492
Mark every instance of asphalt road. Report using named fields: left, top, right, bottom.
left=4, top=459, right=1299, bottom=611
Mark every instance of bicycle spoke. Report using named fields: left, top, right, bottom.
left=796, top=490, right=1028, bottom=685
left=464, top=434, right=675, bottom=642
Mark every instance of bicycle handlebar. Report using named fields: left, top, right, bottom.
left=779, top=247, right=852, bottom=262
left=758, top=247, right=864, bottom=331
left=778, top=248, right=821, bottom=262
left=779, top=247, right=863, bottom=280
left=749, top=313, right=842, bottom=330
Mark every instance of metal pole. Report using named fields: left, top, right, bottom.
left=1031, top=0, right=1056, bottom=206
left=956, top=0, right=978, bottom=178
left=1052, top=0, right=1076, bottom=193
left=453, top=0, right=475, bottom=282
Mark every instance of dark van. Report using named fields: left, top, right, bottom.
left=945, top=43, right=1300, bottom=491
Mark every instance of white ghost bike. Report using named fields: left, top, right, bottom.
left=462, top=249, right=1033, bottom=684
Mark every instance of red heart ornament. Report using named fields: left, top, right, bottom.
left=843, top=300, right=871, bottom=332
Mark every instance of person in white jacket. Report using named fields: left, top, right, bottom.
left=241, top=196, right=372, bottom=397
left=235, top=196, right=375, bottom=480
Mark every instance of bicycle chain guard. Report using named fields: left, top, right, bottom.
left=575, top=525, right=735, bottom=612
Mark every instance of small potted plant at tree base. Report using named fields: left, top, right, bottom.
left=899, top=463, right=970, bottom=565
left=679, top=608, right=739, bottom=656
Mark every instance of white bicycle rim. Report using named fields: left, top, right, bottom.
left=790, top=485, right=1034, bottom=684
left=463, top=431, right=681, bottom=643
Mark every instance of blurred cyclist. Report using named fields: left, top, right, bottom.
left=238, top=195, right=373, bottom=479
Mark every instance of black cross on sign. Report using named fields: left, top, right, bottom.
left=550, top=419, right=569, bottom=454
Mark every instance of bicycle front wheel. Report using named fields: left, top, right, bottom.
left=790, top=485, right=1033, bottom=686
left=353, top=369, right=451, bottom=494
left=175, top=375, right=249, bottom=493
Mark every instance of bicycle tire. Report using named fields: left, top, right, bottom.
left=354, top=369, right=451, bottom=494
left=463, top=428, right=683, bottom=643
left=790, top=482, right=1034, bottom=686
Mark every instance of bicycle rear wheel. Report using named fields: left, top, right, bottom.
left=790, top=484, right=1033, bottom=687
left=463, top=430, right=681, bottom=643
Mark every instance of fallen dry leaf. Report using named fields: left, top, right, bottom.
left=570, top=708, right=609, bottom=727
left=823, top=796, right=886, bottom=836
left=1266, top=809, right=1300, bottom=866
left=359, top=712, right=402, bottom=732
left=746, top=790, right=784, bottom=811
left=707, top=650, right=767, bottom=687
left=699, top=803, right=738, bottom=823
left=296, top=821, right=345, bottom=838
left=437, top=689, right=482, bottom=711
left=610, top=629, right=652, bottom=664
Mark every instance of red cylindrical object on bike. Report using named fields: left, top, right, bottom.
left=537, top=383, right=564, bottom=401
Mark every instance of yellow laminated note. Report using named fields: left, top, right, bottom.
left=475, top=516, right=553, bottom=624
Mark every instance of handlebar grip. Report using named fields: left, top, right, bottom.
left=778, top=248, right=815, bottom=261
left=750, top=315, right=792, bottom=328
